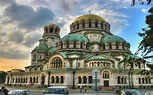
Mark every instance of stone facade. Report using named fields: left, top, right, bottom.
left=5, top=14, right=153, bottom=89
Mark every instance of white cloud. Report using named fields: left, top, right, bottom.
left=83, top=3, right=129, bottom=34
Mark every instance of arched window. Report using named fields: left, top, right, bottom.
left=138, top=78, right=141, bottom=84
left=66, top=41, right=69, bottom=48
left=60, top=76, right=64, bottom=83
left=117, top=76, right=121, bottom=84
left=116, top=42, right=119, bottom=49
left=82, top=22, right=85, bottom=28
left=95, top=22, right=98, bottom=28
left=89, top=21, right=91, bottom=27
left=51, top=76, right=54, bottom=83
left=56, top=76, right=59, bottom=83
left=50, top=28, right=53, bottom=33
left=55, top=28, right=58, bottom=33
left=77, top=23, right=79, bottom=29
left=103, top=44, right=105, bottom=50
left=101, top=23, right=103, bottom=29
left=80, top=42, right=83, bottom=49
left=109, top=43, right=112, bottom=49
left=73, top=41, right=77, bottom=48
left=60, top=42, right=63, bottom=49
left=103, top=71, right=109, bottom=78
left=88, top=76, right=92, bottom=84
left=78, top=76, right=81, bottom=83
left=122, top=43, right=125, bottom=50
left=142, top=78, right=145, bottom=84
left=83, top=76, right=87, bottom=83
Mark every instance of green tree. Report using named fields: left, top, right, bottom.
left=0, top=71, right=6, bottom=83
left=136, top=7, right=153, bottom=59
left=131, top=0, right=152, bottom=6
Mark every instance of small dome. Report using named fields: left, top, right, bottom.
left=73, top=14, right=107, bottom=23
left=45, top=23, right=60, bottom=29
left=34, top=44, right=48, bottom=51
left=43, top=23, right=60, bottom=35
left=60, top=34, right=89, bottom=42
left=101, top=35, right=127, bottom=43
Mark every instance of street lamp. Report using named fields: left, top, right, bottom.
left=72, top=70, right=76, bottom=89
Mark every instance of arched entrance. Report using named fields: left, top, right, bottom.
left=41, top=73, right=45, bottom=86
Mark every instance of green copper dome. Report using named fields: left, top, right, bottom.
left=101, top=35, right=127, bottom=43
left=48, top=47, right=56, bottom=54
left=34, top=44, right=48, bottom=51
left=61, top=34, right=89, bottom=42
left=85, top=56, right=112, bottom=62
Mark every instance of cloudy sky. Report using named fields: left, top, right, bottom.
left=0, top=0, right=152, bottom=71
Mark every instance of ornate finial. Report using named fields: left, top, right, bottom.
left=88, top=10, right=91, bottom=14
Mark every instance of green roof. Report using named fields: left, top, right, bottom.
left=101, top=35, right=127, bottom=43
left=34, top=44, right=48, bottom=51
left=48, top=47, right=56, bottom=54
left=126, top=54, right=141, bottom=61
left=58, top=52, right=68, bottom=58
left=60, top=34, right=89, bottom=42
left=85, top=55, right=112, bottom=62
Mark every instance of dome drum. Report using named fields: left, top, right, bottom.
left=70, top=20, right=110, bottom=33
left=100, top=42, right=130, bottom=51
left=100, top=35, right=130, bottom=51
left=70, top=14, right=110, bottom=33
left=57, top=34, right=89, bottom=50
left=44, top=24, right=60, bottom=35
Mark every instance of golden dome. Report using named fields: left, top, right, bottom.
left=73, top=14, right=107, bottom=23
left=46, top=23, right=59, bottom=28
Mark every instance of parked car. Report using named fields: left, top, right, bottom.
left=114, top=89, right=143, bottom=95
left=42, top=86, right=69, bottom=95
left=144, top=91, right=153, bottom=95
left=8, top=90, right=32, bottom=95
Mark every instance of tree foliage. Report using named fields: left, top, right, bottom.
left=131, top=0, right=152, bottom=6
left=135, top=7, right=153, bottom=59
left=0, top=71, right=6, bottom=83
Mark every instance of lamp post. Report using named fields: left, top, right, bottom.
left=72, top=70, right=76, bottom=89
left=48, top=71, right=51, bottom=87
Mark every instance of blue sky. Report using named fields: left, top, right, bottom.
left=0, top=0, right=152, bottom=71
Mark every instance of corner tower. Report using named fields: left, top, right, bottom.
left=43, top=23, right=60, bottom=48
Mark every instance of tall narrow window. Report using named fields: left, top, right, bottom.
left=82, top=22, right=85, bottom=28
left=80, top=42, right=83, bottom=49
left=51, top=76, right=54, bottom=83
left=89, top=21, right=91, bottom=27
left=73, top=41, right=77, bottom=48
left=103, top=44, right=105, bottom=50
left=122, top=43, right=125, bottom=50
left=88, top=76, right=92, bottom=84
left=83, top=76, right=87, bottom=83
left=95, top=22, right=98, bottom=28
left=50, top=28, right=53, bottom=33
left=78, top=76, right=81, bottom=83
left=116, top=43, right=119, bottom=49
left=117, top=76, right=121, bottom=84
left=66, top=41, right=69, bottom=48
left=101, top=23, right=103, bottom=29
left=60, top=76, right=64, bottom=83
left=77, top=23, right=79, bottom=29
left=109, top=43, right=112, bottom=49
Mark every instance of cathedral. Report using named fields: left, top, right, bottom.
left=5, top=13, right=153, bottom=89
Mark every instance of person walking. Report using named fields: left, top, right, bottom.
left=79, top=85, right=82, bottom=92
left=84, top=85, right=87, bottom=92
left=0, top=86, right=9, bottom=95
